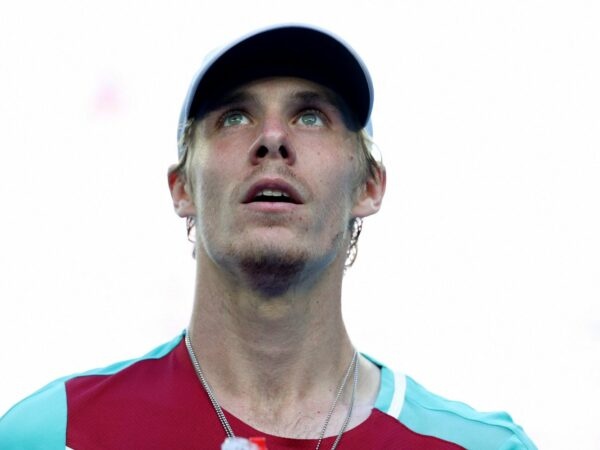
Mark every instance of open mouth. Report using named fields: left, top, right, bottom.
left=252, top=189, right=297, bottom=203
left=244, top=182, right=303, bottom=205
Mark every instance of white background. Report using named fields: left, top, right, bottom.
left=1, top=1, right=599, bottom=449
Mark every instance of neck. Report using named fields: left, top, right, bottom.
left=188, top=249, right=353, bottom=396
left=185, top=249, right=379, bottom=437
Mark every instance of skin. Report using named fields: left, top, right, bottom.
left=168, top=77, right=386, bottom=438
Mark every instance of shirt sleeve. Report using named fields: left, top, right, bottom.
left=0, top=379, right=68, bottom=450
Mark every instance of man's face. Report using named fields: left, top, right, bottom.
left=180, top=77, right=378, bottom=287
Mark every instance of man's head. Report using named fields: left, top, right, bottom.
left=168, top=25, right=385, bottom=291
left=174, top=25, right=380, bottom=185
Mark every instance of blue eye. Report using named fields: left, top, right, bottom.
left=222, top=111, right=250, bottom=127
left=299, top=111, right=324, bottom=127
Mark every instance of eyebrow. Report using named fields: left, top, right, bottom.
left=210, top=90, right=335, bottom=111
left=290, top=90, right=342, bottom=109
left=207, top=91, right=258, bottom=112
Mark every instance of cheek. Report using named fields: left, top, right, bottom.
left=186, top=159, right=224, bottom=214
left=188, top=142, right=242, bottom=207
left=315, top=162, right=359, bottom=225
left=194, top=166, right=232, bottom=212
left=320, top=142, right=361, bottom=200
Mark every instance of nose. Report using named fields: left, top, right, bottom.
left=248, top=116, right=296, bottom=165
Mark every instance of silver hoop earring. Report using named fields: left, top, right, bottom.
left=345, top=217, right=363, bottom=270
left=186, top=216, right=196, bottom=244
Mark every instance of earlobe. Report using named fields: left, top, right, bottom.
left=351, top=166, right=386, bottom=218
left=167, top=165, right=196, bottom=218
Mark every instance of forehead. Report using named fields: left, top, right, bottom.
left=214, top=77, right=341, bottom=106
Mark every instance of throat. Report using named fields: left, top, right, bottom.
left=186, top=331, right=362, bottom=440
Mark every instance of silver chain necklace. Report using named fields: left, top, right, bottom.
left=184, top=333, right=359, bottom=450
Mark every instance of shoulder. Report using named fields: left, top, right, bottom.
left=0, top=377, right=69, bottom=450
left=370, top=358, right=537, bottom=450
left=0, top=334, right=184, bottom=450
left=400, top=375, right=537, bottom=450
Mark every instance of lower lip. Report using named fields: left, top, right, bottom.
left=243, top=202, right=300, bottom=213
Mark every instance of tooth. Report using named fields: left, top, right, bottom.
left=254, top=189, right=291, bottom=199
left=258, top=189, right=284, bottom=197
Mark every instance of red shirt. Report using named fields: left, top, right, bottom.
left=66, top=337, right=461, bottom=449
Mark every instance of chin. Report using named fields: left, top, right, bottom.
left=237, top=245, right=309, bottom=297
left=204, top=231, right=343, bottom=296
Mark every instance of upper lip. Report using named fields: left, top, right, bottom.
left=242, top=178, right=304, bottom=204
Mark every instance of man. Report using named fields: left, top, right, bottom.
left=0, top=25, right=536, bottom=449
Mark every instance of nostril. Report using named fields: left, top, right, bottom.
left=252, top=144, right=293, bottom=162
left=256, top=146, right=268, bottom=158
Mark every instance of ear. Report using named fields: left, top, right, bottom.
left=167, top=164, right=196, bottom=218
left=351, top=165, right=386, bottom=218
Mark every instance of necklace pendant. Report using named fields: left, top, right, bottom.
left=221, top=437, right=268, bottom=450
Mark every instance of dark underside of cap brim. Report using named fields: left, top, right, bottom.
left=188, top=27, right=370, bottom=130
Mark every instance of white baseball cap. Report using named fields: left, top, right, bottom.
left=177, top=24, right=374, bottom=158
